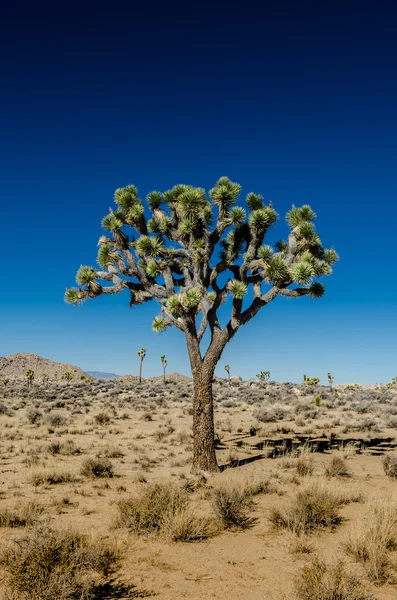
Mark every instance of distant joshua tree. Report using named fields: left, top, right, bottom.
left=327, top=372, right=334, bottom=389
left=42, top=373, right=49, bottom=386
left=62, top=371, right=73, bottom=382
left=303, top=374, right=320, bottom=385
left=26, top=369, right=35, bottom=386
left=1, top=378, right=9, bottom=387
left=160, top=354, right=167, bottom=384
left=224, top=364, right=231, bottom=385
left=137, top=348, right=146, bottom=384
left=256, top=370, right=270, bottom=382
left=65, top=178, right=338, bottom=472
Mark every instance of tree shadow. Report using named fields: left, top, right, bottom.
left=219, top=453, right=266, bottom=472
left=92, top=579, right=156, bottom=599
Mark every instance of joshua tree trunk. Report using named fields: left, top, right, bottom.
left=186, top=329, right=226, bottom=474
left=163, top=366, right=166, bottom=385
left=139, top=359, right=143, bottom=384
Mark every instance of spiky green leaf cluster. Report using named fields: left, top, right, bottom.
left=257, top=245, right=273, bottom=261
left=146, top=260, right=160, bottom=278
left=152, top=316, right=168, bottom=333
left=308, top=282, right=325, bottom=298
left=114, top=185, right=139, bottom=210
left=265, top=257, right=289, bottom=285
left=248, top=207, right=278, bottom=232
left=135, top=236, right=163, bottom=257
left=246, top=193, right=264, bottom=210
left=227, top=280, right=248, bottom=300
left=286, top=204, right=316, bottom=227
left=289, top=261, right=315, bottom=285
left=229, top=206, right=246, bottom=225
left=101, top=212, right=125, bottom=232
left=146, top=191, right=163, bottom=210
left=64, top=288, right=81, bottom=305
left=76, top=266, right=97, bottom=285
left=209, top=177, right=241, bottom=212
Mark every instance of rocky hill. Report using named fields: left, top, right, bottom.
left=0, top=353, right=87, bottom=382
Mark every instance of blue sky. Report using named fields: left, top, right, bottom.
left=1, top=1, right=397, bottom=384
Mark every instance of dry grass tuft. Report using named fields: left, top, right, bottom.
left=294, top=556, right=374, bottom=600
left=0, top=501, right=44, bottom=528
left=325, top=455, right=351, bottom=478
left=269, top=480, right=355, bottom=535
left=211, top=486, right=255, bottom=529
left=0, top=525, right=119, bottom=600
left=344, top=496, right=397, bottom=582
left=80, top=457, right=114, bottom=478
left=30, top=469, right=76, bottom=486
left=382, top=454, right=397, bottom=478
left=162, top=505, right=217, bottom=542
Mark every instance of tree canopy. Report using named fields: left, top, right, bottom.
left=65, top=177, right=338, bottom=347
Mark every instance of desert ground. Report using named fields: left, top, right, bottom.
left=1, top=361, right=397, bottom=599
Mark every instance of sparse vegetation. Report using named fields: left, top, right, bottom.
left=382, top=453, right=397, bottom=478
left=0, top=526, right=119, bottom=600
left=325, top=455, right=350, bottom=477
left=80, top=457, right=114, bottom=478
left=344, top=497, right=397, bottom=582
left=294, top=557, right=374, bottom=600
left=212, top=486, right=254, bottom=529
left=270, top=481, right=349, bottom=534
left=0, top=501, right=44, bottom=528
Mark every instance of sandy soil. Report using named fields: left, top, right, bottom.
left=0, top=378, right=397, bottom=599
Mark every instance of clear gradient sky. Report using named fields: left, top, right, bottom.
left=1, top=1, right=396, bottom=383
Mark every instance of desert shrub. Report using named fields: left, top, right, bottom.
left=296, top=455, right=315, bottom=477
left=26, top=408, right=42, bottom=424
left=94, top=412, right=111, bottom=425
left=162, top=506, right=216, bottom=542
left=254, top=406, right=285, bottom=422
left=222, top=399, right=237, bottom=408
left=47, top=439, right=80, bottom=456
left=0, top=401, right=10, bottom=415
left=294, top=557, right=374, bottom=600
left=325, top=455, right=351, bottom=477
left=0, top=525, right=119, bottom=600
left=98, top=446, right=124, bottom=458
left=44, top=412, right=67, bottom=427
left=212, top=487, right=254, bottom=529
left=31, top=469, right=76, bottom=486
left=80, top=457, right=114, bottom=478
left=0, top=501, right=44, bottom=528
left=47, top=440, right=62, bottom=455
left=270, top=481, right=346, bottom=534
left=115, top=482, right=189, bottom=535
left=344, top=497, right=397, bottom=582
left=382, top=453, right=397, bottom=478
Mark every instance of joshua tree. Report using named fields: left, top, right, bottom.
left=224, top=364, right=231, bottom=385
left=26, top=369, right=35, bottom=386
left=42, top=373, right=49, bottom=386
left=303, top=374, right=320, bottom=385
left=256, top=370, right=270, bottom=382
left=160, top=354, right=167, bottom=384
left=62, top=371, right=73, bottom=382
left=65, top=177, right=338, bottom=472
left=137, top=348, right=146, bottom=383
left=327, top=372, right=334, bottom=389
left=1, top=378, right=9, bottom=387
